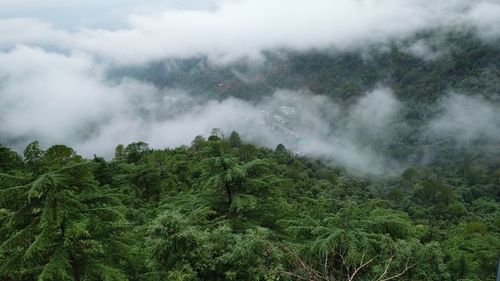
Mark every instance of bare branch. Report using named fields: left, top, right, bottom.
left=349, top=253, right=376, bottom=281
left=376, top=254, right=394, bottom=281
left=378, top=256, right=419, bottom=281
left=324, top=252, right=329, bottom=278
left=284, top=247, right=327, bottom=281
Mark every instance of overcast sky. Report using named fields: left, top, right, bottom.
left=0, top=0, right=218, bottom=29
left=1, top=0, right=500, bottom=63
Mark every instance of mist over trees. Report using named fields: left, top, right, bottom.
left=1, top=1, right=500, bottom=280
left=1, top=30, right=499, bottom=175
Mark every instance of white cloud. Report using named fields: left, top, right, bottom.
left=1, top=46, right=498, bottom=174
left=0, top=46, right=137, bottom=153
left=1, top=0, right=500, bottom=64
left=426, top=94, right=500, bottom=144
left=0, top=47, right=403, bottom=174
left=464, top=1, right=500, bottom=40
left=66, top=0, right=458, bottom=63
left=0, top=18, right=70, bottom=47
left=1, top=1, right=499, bottom=175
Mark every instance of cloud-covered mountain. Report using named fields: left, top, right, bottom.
left=0, top=0, right=499, bottom=175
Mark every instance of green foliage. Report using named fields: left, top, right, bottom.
left=2, top=31, right=499, bottom=279
left=0, top=134, right=499, bottom=280
left=0, top=145, right=23, bottom=173
left=228, top=131, right=242, bottom=148
left=24, top=141, right=43, bottom=174
left=124, top=142, right=150, bottom=163
left=146, top=210, right=284, bottom=281
left=0, top=144, right=130, bottom=281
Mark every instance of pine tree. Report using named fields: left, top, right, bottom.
left=24, top=141, right=44, bottom=174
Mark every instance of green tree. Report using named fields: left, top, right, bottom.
left=191, top=135, right=207, bottom=151
left=0, top=147, right=130, bottom=281
left=282, top=201, right=450, bottom=281
left=24, top=141, right=44, bottom=174
left=239, top=144, right=257, bottom=162
left=124, top=142, right=150, bottom=163
left=228, top=131, right=242, bottom=148
left=114, top=144, right=125, bottom=161
left=0, top=145, right=23, bottom=173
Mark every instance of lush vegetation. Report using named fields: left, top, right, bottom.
left=1, top=131, right=498, bottom=280
left=1, top=29, right=499, bottom=281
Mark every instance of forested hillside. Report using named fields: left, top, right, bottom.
left=2, top=1, right=500, bottom=280
left=1, top=132, right=498, bottom=280
left=113, top=31, right=500, bottom=103
left=105, top=32, right=500, bottom=173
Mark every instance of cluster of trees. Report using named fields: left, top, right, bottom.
left=1, top=131, right=498, bottom=280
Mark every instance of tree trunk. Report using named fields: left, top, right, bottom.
left=225, top=182, right=232, bottom=205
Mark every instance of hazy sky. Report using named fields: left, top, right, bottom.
left=1, top=0, right=500, bottom=63
left=0, top=0, right=218, bottom=28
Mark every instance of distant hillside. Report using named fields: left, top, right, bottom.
left=107, top=30, right=500, bottom=170
left=112, top=30, right=500, bottom=104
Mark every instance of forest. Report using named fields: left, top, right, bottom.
left=1, top=130, right=499, bottom=280
left=1, top=3, right=500, bottom=279
left=113, top=30, right=500, bottom=104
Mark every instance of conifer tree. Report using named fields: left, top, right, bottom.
left=228, top=131, right=242, bottom=148
left=0, top=145, right=131, bottom=281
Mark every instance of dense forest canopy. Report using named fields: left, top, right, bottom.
left=0, top=133, right=499, bottom=280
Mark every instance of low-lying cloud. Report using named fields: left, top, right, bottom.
left=2, top=46, right=498, bottom=175
left=1, top=1, right=500, bottom=175
left=425, top=94, right=500, bottom=145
